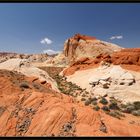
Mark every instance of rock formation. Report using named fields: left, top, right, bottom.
left=63, top=33, right=122, bottom=64
left=0, top=69, right=140, bottom=136
left=66, top=63, right=140, bottom=103
left=111, top=48, right=140, bottom=65
left=63, top=48, right=140, bottom=76
left=0, top=52, right=49, bottom=63
left=0, top=58, right=58, bottom=91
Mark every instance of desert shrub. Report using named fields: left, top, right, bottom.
left=93, top=105, right=100, bottom=111
left=109, top=100, right=119, bottom=110
left=108, top=110, right=124, bottom=119
left=85, top=100, right=91, bottom=106
left=90, top=97, right=97, bottom=102
left=82, top=94, right=86, bottom=97
left=99, top=97, right=108, bottom=105
left=133, top=101, right=140, bottom=110
left=102, top=106, right=110, bottom=112
left=119, top=104, right=127, bottom=109
left=131, top=110, right=140, bottom=116
left=91, top=101, right=97, bottom=105
left=121, top=104, right=135, bottom=113
left=63, top=91, right=70, bottom=95
left=81, top=98, right=86, bottom=101
left=20, top=82, right=29, bottom=89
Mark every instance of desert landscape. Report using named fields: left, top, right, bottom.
left=0, top=33, right=140, bottom=136
left=1, top=3, right=140, bottom=137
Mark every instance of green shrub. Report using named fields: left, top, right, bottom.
left=102, top=106, right=110, bottom=112
left=108, top=110, right=125, bottom=119
left=109, top=100, right=119, bottom=110
left=90, top=97, right=97, bottom=102
left=121, top=104, right=135, bottom=113
left=119, top=104, right=127, bottom=109
left=81, top=98, right=86, bottom=101
left=108, top=111, right=120, bottom=119
left=93, top=105, right=100, bottom=111
left=99, top=97, right=108, bottom=105
left=85, top=100, right=91, bottom=106
left=91, top=101, right=97, bottom=105
left=133, top=101, right=140, bottom=110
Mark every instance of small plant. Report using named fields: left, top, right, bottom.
left=121, top=104, right=135, bottom=113
left=82, top=94, right=86, bottom=97
left=99, top=97, right=108, bottom=105
left=91, top=101, right=97, bottom=105
left=109, top=100, right=119, bottom=110
left=85, top=100, right=91, bottom=106
left=131, top=110, right=140, bottom=116
left=119, top=103, right=127, bottom=109
left=20, top=82, right=29, bottom=89
left=108, top=111, right=120, bottom=119
left=102, top=106, right=110, bottom=112
left=108, top=110, right=125, bottom=119
left=133, top=101, right=140, bottom=110
left=81, top=98, right=86, bottom=101
left=90, top=97, right=97, bottom=102
left=93, top=105, right=100, bottom=111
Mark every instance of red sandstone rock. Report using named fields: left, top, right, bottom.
left=63, top=33, right=121, bottom=64
left=111, top=48, right=140, bottom=66
left=0, top=69, right=140, bottom=136
left=63, top=48, right=140, bottom=76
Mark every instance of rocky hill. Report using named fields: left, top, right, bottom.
left=63, top=33, right=122, bottom=64
left=0, top=69, right=140, bottom=136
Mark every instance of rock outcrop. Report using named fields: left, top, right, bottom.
left=0, top=58, right=59, bottom=91
left=66, top=63, right=140, bottom=103
left=63, top=48, right=140, bottom=76
left=63, top=33, right=122, bottom=64
left=111, top=48, right=140, bottom=65
left=0, top=69, right=140, bottom=136
left=0, top=52, right=49, bottom=63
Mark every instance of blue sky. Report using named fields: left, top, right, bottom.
left=0, top=3, right=140, bottom=54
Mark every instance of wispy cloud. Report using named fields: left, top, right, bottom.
left=43, top=49, right=61, bottom=55
left=110, top=35, right=123, bottom=40
left=40, top=37, right=52, bottom=45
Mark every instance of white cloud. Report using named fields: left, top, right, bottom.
left=43, top=49, right=61, bottom=55
left=110, top=35, right=123, bottom=40
left=40, top=37, right=52, bottom=45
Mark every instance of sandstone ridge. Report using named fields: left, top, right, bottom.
left=63, top=33, right=122, bottom=64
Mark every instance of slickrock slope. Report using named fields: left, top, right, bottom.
left=0, top=69, right=140, bottom=136
left=0, top=58, right=58, bottom=91
left=63, top=33, right=122, bottom=63
left=66, top=64, right=140, bottom=103
left=63, top=57, right=100, bottom=76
